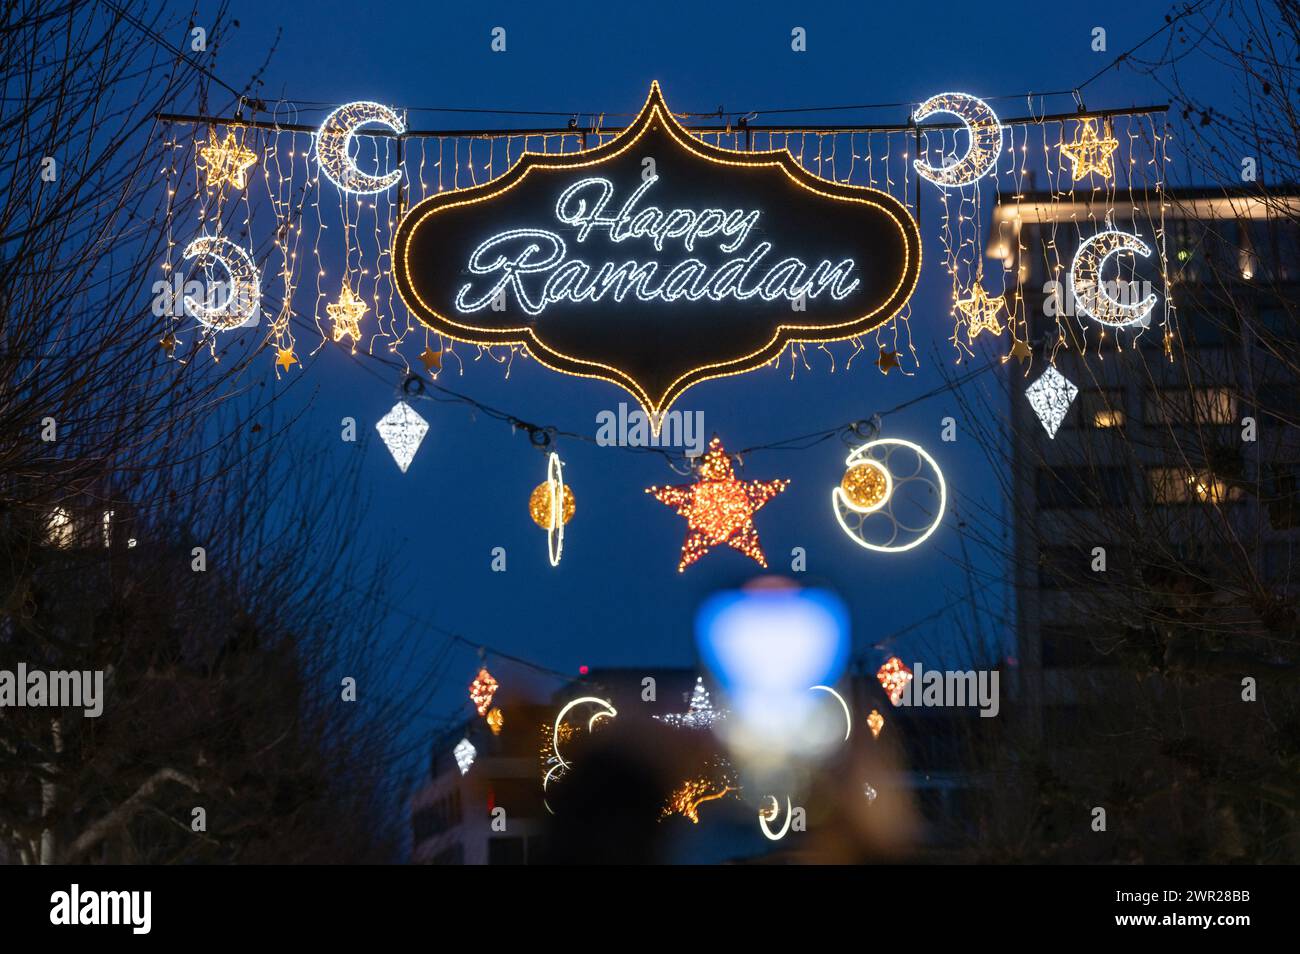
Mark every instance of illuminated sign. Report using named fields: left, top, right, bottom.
left=394, top=83, right=921, bottom=419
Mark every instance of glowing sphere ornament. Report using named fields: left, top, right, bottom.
left=832, top=438, right=946, bottom=553
left=840, top=460, right=892, bottom=513
left=647, top=437, right=789, bottom=572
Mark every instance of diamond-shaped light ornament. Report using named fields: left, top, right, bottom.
left=1025, top=365, right=1079, bottom=439
left=375, top=400, right=429, bottom=473
left=453, top=738, right=476, bottom=775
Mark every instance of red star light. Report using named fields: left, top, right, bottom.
left=647, top=437, right=789, bottom=572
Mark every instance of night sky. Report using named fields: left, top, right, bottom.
left=205, top=0, right=1183, bottom=741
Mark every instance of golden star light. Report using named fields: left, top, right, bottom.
left=197, top=128, right=258, bottom=190
left=328, top=284, right=368, bottom=346
left=955, top=283, right=1005, bottom=340
left=1060, top=119, right=1119, bottom=181
left=647, top=437, right=789, bottom=572
left=867, top=709, right=885, bottom=739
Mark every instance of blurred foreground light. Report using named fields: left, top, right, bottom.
left=696, top=580, right=850, bottom=766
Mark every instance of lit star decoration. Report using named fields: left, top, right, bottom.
left=275, top=347, right=298, bottom=372
left=867, top=709, right=885, bottom=739
left=375, top=400, right=429, bottom=473
left=646, top=437, right=789, bottom=572
left=328, top=284, right=367, bottom=347
left=956, top=283, right=1005, bottom=341
left=486, top=707, right=504, bottom=736
left=864, top=783, right=878, bottom=803
left=197, top=128, right=258, bottom=190
left=160, top=332, right=177, bottom=357
left=469, top=667, right=499, bottom=717
left=653, top=677, right=725, bottom=729
left=1025, top=364, right=1079, bottom=439
left=1059, top=119, right=1119, bottom=181
left=453, top=738, right=476, bottom=775
left=876, top=657, right=913, bottom=706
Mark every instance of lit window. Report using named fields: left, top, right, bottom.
left=1146, top=388, right=1237, bottom=425
left=1149, top=467, right=1242, bottom=504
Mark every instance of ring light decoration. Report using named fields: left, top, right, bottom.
left=528, top=452, right=573, bottom=566
left=912, top=92, right=1003, bottom=188
left=315, top=101, right=405, bottom=194
left=1068, top=229, right=1159, bottom=328
left=832, top=438, right=947, bottom=552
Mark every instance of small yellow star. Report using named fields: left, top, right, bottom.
left=328, top=285, right=367, bottom=346
left=956, top=284, right=1006, bottom=340
left=275, top=347, right=298, bottom=371
left=1059, top=119, right=1119, bottom=181
left=198, top=129, right=258, bottom=190
left=1004, top=337, right=1032, bottom=364
left=418, top=346, right=443, bottom=374
left=877, top=348, right=900, bottom=374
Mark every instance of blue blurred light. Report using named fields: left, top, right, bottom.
left=695, top=581, right=850, bottom=695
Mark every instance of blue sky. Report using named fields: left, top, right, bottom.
left=203, top=0, right=1181, bottom=733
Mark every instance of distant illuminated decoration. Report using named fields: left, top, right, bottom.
left=469, top=668, right=499, bottom=717
left=876, top=657, right=913, bottom=706
left=453, top=738, right=476, bottom=775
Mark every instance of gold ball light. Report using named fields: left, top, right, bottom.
left=840, top=461, right=891, bottom=513
left=529, top=481, right=575, bottom=529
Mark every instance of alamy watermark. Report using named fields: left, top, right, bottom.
left=595, top=402, right=705, bottom=455
left=897, top=661, right=1000, bottom=718
left=0, top=664, right=104, bottom=717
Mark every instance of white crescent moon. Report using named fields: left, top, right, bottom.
left=810, top=685, right=852, bottom=741
left=913, top=92, right=1003, bottom=188
left=759, top=795, right=794, bottom=841
left=182, top=235, right=261, bottom=331
left=1069, top=229, right=1159, bottom=327
left=316, top=101, right=405, bottom=194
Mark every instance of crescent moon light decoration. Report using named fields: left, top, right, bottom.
left=543, top=695, right=617, bottom=814
left=810, top=684, right=852, bottom=742
left=315, top=101, right=405, bottom=194
left=832, top=438, right=947, bottom=553
left=759, top=795, right=795, bottom=841
left=1068, top=229, right=1160, bottom=328
left=912, top=92, right=1003, bottom=188
left=181, top=235, right=261, bottom=331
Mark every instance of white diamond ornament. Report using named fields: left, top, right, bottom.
left=1025, top=365, right=1078, bottom=439
left=376, top=400, right=429, bottom=473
